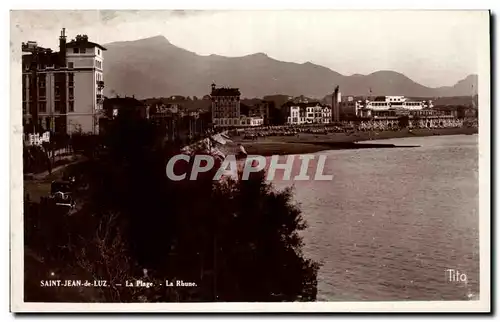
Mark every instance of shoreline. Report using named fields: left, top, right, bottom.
left=237, top=127, right=477, bottom=156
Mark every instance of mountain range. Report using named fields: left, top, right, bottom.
left=102, top=36, right=478, bottom=99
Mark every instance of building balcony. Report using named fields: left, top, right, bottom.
left=97, top=80, right=105, bottom=89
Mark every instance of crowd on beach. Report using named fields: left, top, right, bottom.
left=238, top=124, right=347, bottom=139
left=237, top=118, right=469, bottom=139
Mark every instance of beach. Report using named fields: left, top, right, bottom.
left=235, top=127, right=478, bottom=156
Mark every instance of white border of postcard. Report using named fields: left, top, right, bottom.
left=9, top=8, right=491, bottom=313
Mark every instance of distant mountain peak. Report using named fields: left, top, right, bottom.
left=463, top=74, right=478, bottom=81
left=144, top=35, right=167, bottom=40
left=102, top=37, right=478, bottom=98
left=139, top=35, right=171, bottom=44
left=368, top=70, right=405, bottom=76
left=244, top=52, right=268, bottom=58
left=106, top=35, right=171, bottom=47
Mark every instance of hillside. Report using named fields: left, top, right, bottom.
left=103, top=36, right=478, bottom=99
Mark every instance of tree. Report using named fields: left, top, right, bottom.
left=398, top=115, right=409, bottom=129
left=24, top=112, right=319, bottom=302
left=268, top=103, right=286, bottom=125
left=412, top=115, right=421, bottom=128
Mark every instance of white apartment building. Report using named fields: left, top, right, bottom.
left=287, top=105, right=302, bottom=125
left=65, top=35, right=106, bottom=133
left=22, top=29, right=106, bottom=135
left=240, top=115, right=264, bottom=127
left=322, top=105, right=332, bottom=124
left=285, top=102, right=331, bottom=125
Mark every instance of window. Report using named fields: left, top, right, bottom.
left=98, top=49, right=101, bottom=55
left=73, top=48, right=79, bottom=54
left=55, top=87, right=61, bottom=97
left=69, top=101, right=74, bottom=112
left=22, top=102, right=27, bottom=114
left=55, top=101, right=61, bottom=112
left=81, top=48, right=86, bottom=54
left=39, top=87, right=46, bottom=99
left=69, top=87, right=74, bottom=99
left=38, top=102, right=46, bottom=113
left=68, top=62, right=74, bottom=69
left=39, top=74, right=46, bottom=88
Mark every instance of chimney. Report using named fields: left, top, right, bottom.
left=59, top=28, right=67, bottom=67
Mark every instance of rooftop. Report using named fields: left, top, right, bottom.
left=211, top=87, right=241, bottom=97
left=283, top=101, right=325, bottom=108
left=66, top=34, right=107, bottom=51
left=22, top=42, right=53, bottom=54
left=104, top=96, right=144, bottom=108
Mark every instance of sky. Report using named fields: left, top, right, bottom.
left=11, top=10, right=487, bottom=87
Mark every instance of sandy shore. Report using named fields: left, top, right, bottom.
left=235, top=127, right=477, bottom=156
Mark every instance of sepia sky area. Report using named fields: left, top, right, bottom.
left=11, top=10, right=487, bottom=87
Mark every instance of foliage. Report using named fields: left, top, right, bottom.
left=24, top=112, right=319, bottom=302
left=398, top=115, right=410, bottom=128
left=23, top=145, right=50, bottom=174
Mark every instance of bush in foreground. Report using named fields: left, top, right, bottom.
left=24, top=114, right=319, bottom=302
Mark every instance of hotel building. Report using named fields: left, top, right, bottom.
left=351, top=96, right=434, bottom=118
left=22, top=29, right=106, bottom=135
left=210, top=83, right=241, bottom=127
